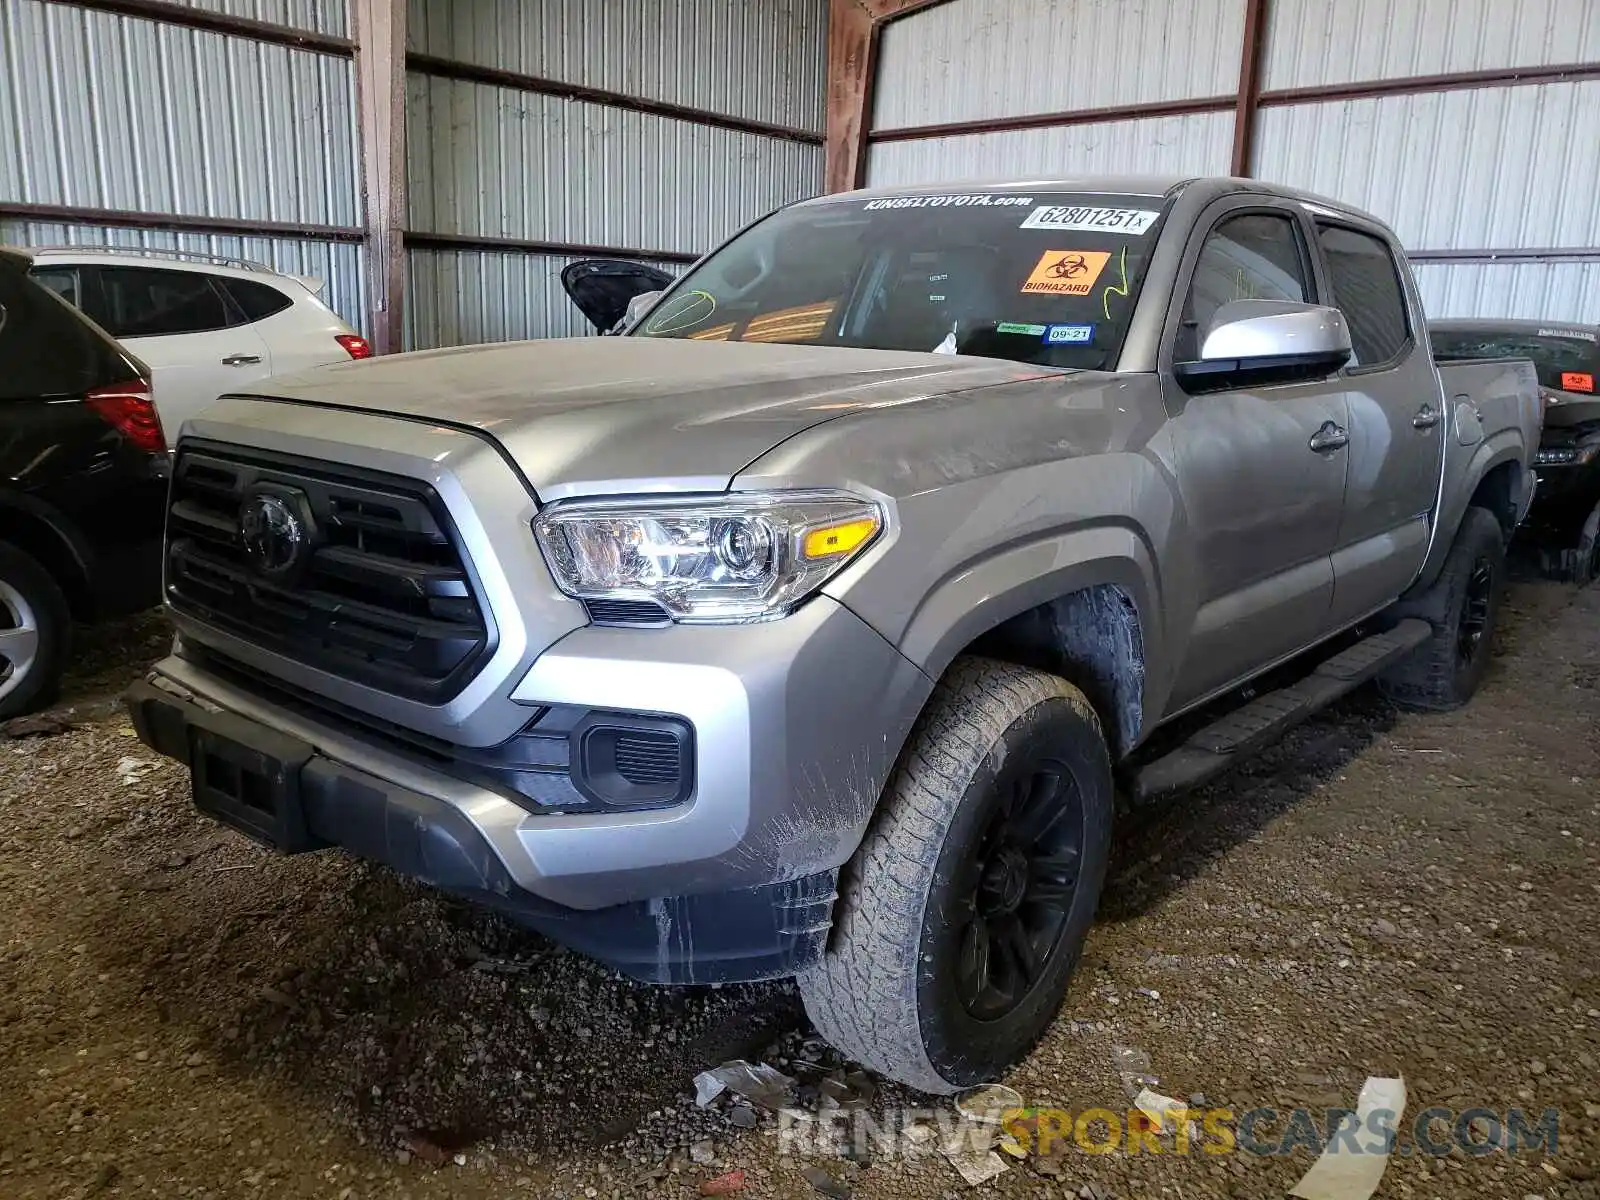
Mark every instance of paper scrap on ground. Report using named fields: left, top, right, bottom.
left=1289, top=1076, right=1406, bottom=1200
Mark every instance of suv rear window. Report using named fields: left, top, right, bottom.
left=1429, top=328, right=1599, bottom=394
left=634, top=191, right=1172, bottom=370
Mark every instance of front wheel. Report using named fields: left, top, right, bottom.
left=1572, top=499, right=1600, bottom=588
left=1380, top=506, right=1506, bottom=711
left=799, top=657, right=1113, bottom=1094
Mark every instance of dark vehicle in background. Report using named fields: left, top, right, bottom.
left=1430, top=319, right=1600, bottom=583
left=0, top=248, right=169, bottom=717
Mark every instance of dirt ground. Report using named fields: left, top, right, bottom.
left=2, top=579, right=1597, bottom=1200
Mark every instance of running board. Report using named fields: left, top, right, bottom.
left=1128, top=618, right=1433, bottom=803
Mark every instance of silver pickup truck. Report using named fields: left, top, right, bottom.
left=127, top=176, right=1539, bottom=1093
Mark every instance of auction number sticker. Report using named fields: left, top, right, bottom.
left=1020, top=250, right=1111, bottom=296
left=1021, top=206, right=1160, bottom=235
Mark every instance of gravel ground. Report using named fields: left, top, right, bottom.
left=1, top=580, right=1597, bottom=1200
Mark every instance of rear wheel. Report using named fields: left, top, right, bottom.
left=799, top=657, right=1113, bottom=1094
left=1572, top=499, right=1600, bottom=587
left=0, top=542, right=70, bottom=719
left=1379, top=506, right=1506, bottom=710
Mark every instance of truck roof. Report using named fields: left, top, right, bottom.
left=801, top=175, right=1383, bottom=225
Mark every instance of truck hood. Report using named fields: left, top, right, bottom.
left=242, top=337, right=1055, bottom=499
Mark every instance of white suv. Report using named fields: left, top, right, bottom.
left=27, top=247, right=372, bottom=448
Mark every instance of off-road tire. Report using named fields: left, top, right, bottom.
left=1379, top=506, right=1506, bottom=711
left=0, top=541, right=71, bottom=720
left=799, top=656, right=1113, bottom=1094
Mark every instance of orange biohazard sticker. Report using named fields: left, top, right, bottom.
left=1021, top=250, right=1112, bottom=296
left=1561, top=371, right=1595, bottom=392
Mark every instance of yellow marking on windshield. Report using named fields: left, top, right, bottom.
left=1101, top=245, right=1131, bottom=319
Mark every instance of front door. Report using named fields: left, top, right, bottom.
left=1313, top=222, right=1442, bottom=625
left=86, top=265, right=273, bottom=445
left=1161, top=206, right=1350, bottom=709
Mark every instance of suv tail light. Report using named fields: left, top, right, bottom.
left=336, top=334, right=373, bottom=360
left=86, top=378, right=165, bottom=452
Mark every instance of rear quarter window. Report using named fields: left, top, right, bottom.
left=220, top=278, right=294, bottom=322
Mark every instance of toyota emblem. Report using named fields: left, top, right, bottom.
left=239, top=490, right=309, bottom=579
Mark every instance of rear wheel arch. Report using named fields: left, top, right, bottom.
left=0, top=501, right=93, bottom=619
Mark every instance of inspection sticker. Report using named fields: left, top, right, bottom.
left=1020, top=250, right=1111, bottom=296
left=1561, top=371, right=1595, bottom=392
left=996, top=322, right=1048, bottom=336
left=1021, top=205, right=1160, bottom=235
left=1043, top=323, right=1095, bottom=345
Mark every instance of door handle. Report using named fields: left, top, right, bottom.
left=1308, top=421, right=1349, bottom=452
left=1413, top=404, right=1440, bottom=429
left=221, top=354, right=262, bottom=366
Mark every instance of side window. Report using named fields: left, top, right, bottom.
left=0, top=269, right=121, bottom=399
left=1177, top=212, right=1310, bottom=361
left=30, top=267, right=81, bottom=308
left=93, top=267, right=232, bottom=338
left=221, top=278, right=294, bottom=323
left=1315, top=224, right=1410, bottom=367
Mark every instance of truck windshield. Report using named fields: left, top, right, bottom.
left=633, top=191, right=1172, bottom=370
left=1430, top=328, right=1599, bottom=394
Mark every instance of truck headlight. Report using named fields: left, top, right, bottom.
left=533, top=491, right=884, bottom=623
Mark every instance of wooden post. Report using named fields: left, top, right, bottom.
left=825, top=0, right=957, bottom=194
left=1229, top=0, right=1270, bottom=177
left=353, top=0, right=406, bottom=354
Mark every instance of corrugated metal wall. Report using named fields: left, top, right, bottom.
left=867, top=111, right=1235, bottom=188
left=866, top=0, right=1243, bottom=185
left=1261, top=0, right=1600, bottom=89
left=408, top=0, right=824, bottom=132
left=1254, top=82, right=1600, bottom=252
left=0, top=0, right=367, bottom=330
left=1254, top=0, right=1600, bottom=322
left=165, top=0, right=348, bottom=38
left=1413, top=261, right=1600, bottom=321
left=403, top=0, right=826, bottom=350
left=872, top=0, right=1242, bottom=129
left=406, top=76, right=821, bottom=255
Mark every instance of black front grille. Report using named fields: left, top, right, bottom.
left=166, top=443, right=492, bottom=702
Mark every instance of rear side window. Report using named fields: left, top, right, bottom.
left=1177, top=212, right=1310, bottom=361
left=221, top=277, right=294, bottom=322
left=1316, top=225, right=1410, bottom=367
left=92, top=266, right=232, bottom=338
left=0, top=267, right=126, bottom=399
left=1429, top=329, right=1599, bottom=394
left=31, top=266, right=81, bottom=307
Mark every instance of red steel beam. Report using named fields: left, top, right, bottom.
left=1230, top=0, right=1271, bottom=176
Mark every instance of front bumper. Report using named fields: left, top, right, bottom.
left=128, top=596, right=932, bottom=979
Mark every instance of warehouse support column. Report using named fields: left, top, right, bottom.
left=353, top=0, right=407, bottom=354
left=825, top=0, right=957, bottom=193
left=1229, top=0, right=1270, bottom=176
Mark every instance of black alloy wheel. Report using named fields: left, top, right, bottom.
left=954, top=762, right=1084, bottom=1021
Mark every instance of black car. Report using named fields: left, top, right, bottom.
left=0, top=247, right=169, bottom=717
left=1430, top=318, right=1600, bottom=583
